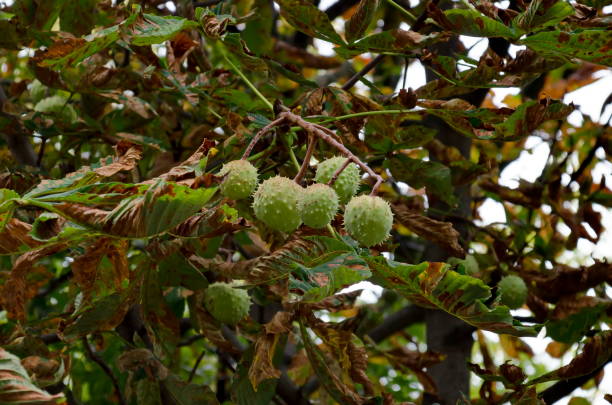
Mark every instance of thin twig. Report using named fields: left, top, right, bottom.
left=281, top=112, right=384, bottom=195
left=241, top=116, right=286, bottom=159
left=294, top=135, right=316, bottom=184
left=223, top=53, right=274, bottom=113
left=341, top=54, right=385, bottom=91
left=327, top=157, right=352, bottom=186
left=81, top=337, right=127, bottom=405
left=384, top=0, right=417, bottom=23
left=36, top=137, right=47, bottom=168
left=188, top=350, right=207, bottom=382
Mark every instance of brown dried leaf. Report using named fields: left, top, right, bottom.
left=0, top=218, right=42, bottom=255
left=274, top=40, right=342, bottom=69
left=392, top=204, right=465, bottom=258
left=529, top=331, right=612, bottom=385
left=117, top=348, right=169, bottom=380
left=248, top=333, right=282, bottom=389
left=527, top=261, right=612, bottom=303
left=546, top=342, right=570, bottom=358
left=499, top=334, right=534, bottom=359
left=0, top=244, right=67, bottom=320
left=71, top=238, right=129, bottom=299
left=93, top=144, right=142, bottom=177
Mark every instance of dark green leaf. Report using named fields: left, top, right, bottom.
left=386, top=155, right=456, bottom=206
left=366, top=258, right=541, bottom=336
left=276, top=0, right=345, bottom=44
left=345, top=0, right=379, bottom=43
left=520, top=29, right=612, bottom=66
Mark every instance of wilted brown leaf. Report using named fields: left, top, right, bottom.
left=249, top=333, right=282, bottom=389
left=93, top=144, right=142, bottom=177
left=499, top=335, right=534, bottom=359
left=527, top=261, right=612, bottom=303
left=118, top=348, right=169, bottom=380
left=546, top=342, right=570, bottom=358
left=392, top=204, right=465, bottom=258
left=529, top=331, right=612, bottom=385
left=0, top=244, right=67, bottom=320
left=0, top=218, right=41, bottom=255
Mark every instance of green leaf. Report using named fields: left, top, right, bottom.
left=131, top=14, right=198, bottom=46
left=520, top=29, right=612, bottom=66
left=337, top=29, right=441, bottom=57
left=59, top=0, right=97, bottom=36
left=299, top=322, right=363, bottom=404
left=163, top=375, right=219, bottom=405
left=276, top=0, right=345, bottom=45
left=345, top=0, right=379, bottom=43
left=492, top=100, right=574, bottom=141
left=62, top=293, right=131, bottom=340
left=432, top=8, right=518, bottom=38
left=290, top=252, right=371, bottom=302
left=231, top=347, right=278, bottom=405
left=242, top=0, right=275, bottom=55
left=385, top=155, right=456, bottom=206
left=104, top=180, right=217, bottom=237
left=0, top=348, right=65, bottom=404
left=136, top=379, right=162, bottom=405
left=546, top=304, right=608, bottom=344
left=513, top=0, right=574, bottom=32
left=366, top=258, right=541, bottom=336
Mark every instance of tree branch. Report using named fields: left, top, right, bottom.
left=341, top=55, right=385, bottom=91
left=82, top=337, right=127, bottom=405
left=367, top=305, right=426, bottom=343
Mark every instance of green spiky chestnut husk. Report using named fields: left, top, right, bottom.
left=344, top=195, right=393, bottom=247
left=204, top=282, right=250, bottom=325
left=219, top=160, right=259, bottom=200
left=253, top=176, right=302, bottom=232
left=498, top=275, right=527, bottom=309
left=314, top=156, right=361, bottom=204
left=299, top=184, right=339, bottom=228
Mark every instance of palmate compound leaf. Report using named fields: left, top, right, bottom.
left=27, top=180, right=217, bottom=238
left=365, top=257, right=541, bottom=336
left=0, top=348, right=66, bottom=404
left=275, top=0, right=345, bottom=45
left=520, top=29, right=612, bottom=67
left=38, top=10, right=196, bottom=70
left=252, top=236, right=371, bottom=302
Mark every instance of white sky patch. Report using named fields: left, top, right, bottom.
left=564, top=70, right=612, bottom=124
left=338, top=281, right=383, bottom=304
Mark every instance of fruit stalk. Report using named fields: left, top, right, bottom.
left=240, top=111, right=384, bottom=195
left=294, top=134, right=316, bottom=184
left=281, top=112, right=384, bottom=195
left=241, top=116, right=286, bottom=160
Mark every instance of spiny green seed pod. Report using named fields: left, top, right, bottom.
left=299, top=184, right=339, bottom=228
left=498, top=275, right=527, bottom=309
left=219, top=160, right=258, bottom=200
left=204, top=282, right=251, bottom=325
left=344, top=195, right=393, bottom=247
left=314, top=156, right=361, bottom=204
left=253, top=176, right=302, bottom=232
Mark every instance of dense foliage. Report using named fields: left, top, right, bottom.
left=0, top=0, right=610, bottom=404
